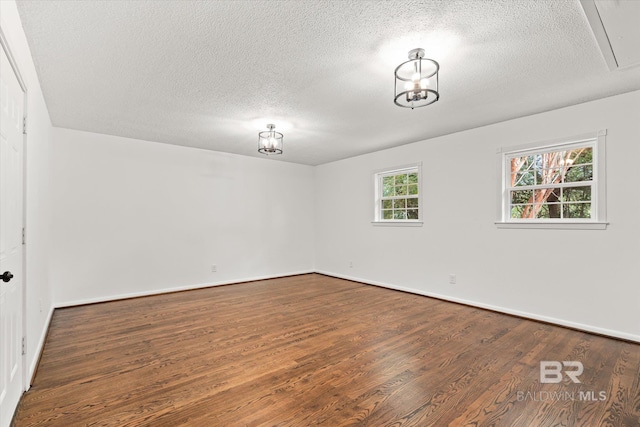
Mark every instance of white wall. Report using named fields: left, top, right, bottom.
left=0, top=0, right=54, bottom=381
left=315, top=90, right=640, bottom=342
left=51, top=128, right=315, bottom=305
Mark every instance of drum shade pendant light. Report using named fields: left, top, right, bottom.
left=394, top=48, right=439, bottom=109
left=258, top=124, right=283, bottom=155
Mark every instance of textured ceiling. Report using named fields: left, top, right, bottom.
left=16, top=0, right=640, bottom=165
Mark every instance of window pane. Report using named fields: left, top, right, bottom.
left=533, top=188, right=560, bottom=203
left=511, top=189, right=532, bottom=204
left=382, top=210, right=393, bottom=220
left=540, top=153, right=567, bottom=171
left=511, top=156, right=535, bottom=185
left=407, top=209, right=418, bottom=219
left=510, top=204, right=530, bottom=218
left=538, top=168, right=563, bottom=186
left=408, top=184, right=418, bottom=195
left=535, top=204, right=550, bottom=219
left=563, top=186, right=591, bottom=202
left=393, top=199, right=406, bottom=209
left=407, top=197, right=418, bottom=208
left=572, top=147, right=592, bottom=165
left=382, top=199, right=393, bottom=209
left=548, top=203, right=561, bottom=218
left=393, top=210, right=407, bottom=220
left=533, top=154, right=543, bottom=176
left=513, top=171, right=535, bottom=187
left=564, top=164, right=593, bottom=182
left=383, top=183, right=393, bottom=197
left=563, top=203, right=591, bottom=218
left=533, top=203, right=562, bottom=219
left=395, top=174, right=407, bottom=185
left=395, top=185, right=407, bottom=196
left=511, top=155, right=533, bottom=170
left=539, top=153, right=551, bottom=169
left=408, top=173, right=418, bottom=184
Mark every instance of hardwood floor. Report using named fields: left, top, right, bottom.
left=13, top=274, right=640, bottom=426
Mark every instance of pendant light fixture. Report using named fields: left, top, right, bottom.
left=258, top=124, right=283, bottom=155
left=394, top=48, right=439, bottom=109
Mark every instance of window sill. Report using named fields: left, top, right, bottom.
left=372, top=221, right=423, bottom=227
left=495, top=221, right=608, bottom=230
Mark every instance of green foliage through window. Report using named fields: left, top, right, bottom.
left=378, top=169, right=420, bottom=221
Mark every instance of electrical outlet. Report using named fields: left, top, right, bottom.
left=211, top=265, right=217, bottom=273
left=449, top=274, right=456, bottom=284
left=349, top=261, right=353, bottom=268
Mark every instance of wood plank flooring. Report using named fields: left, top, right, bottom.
left=13, top=274, right=640, bottom=426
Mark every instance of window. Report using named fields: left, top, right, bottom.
left=497, top=131, right=607, bottom=229
left=373, top=164, right=422, bottom=225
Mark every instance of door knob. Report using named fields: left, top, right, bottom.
left=1, top=271, right=14, bottom=282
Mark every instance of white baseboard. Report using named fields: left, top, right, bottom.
left=27, top=304, right=54, bottom=390
left=54, top=270, right=314, bottom=308
left=315, top=270, right=640, bottom=343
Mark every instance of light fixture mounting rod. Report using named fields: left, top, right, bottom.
left=408, top=48, right=425, bottom=60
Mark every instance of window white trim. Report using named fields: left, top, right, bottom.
left=372, top=162, right=423, bottom=226
left=496, top=130, right=608, bottom=229
left=371, top=220, right=424, bottom=227
left=494, top=221, right=608, bottom=230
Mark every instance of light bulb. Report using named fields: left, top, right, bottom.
left=420, top=78, right=429, bottom=88
left=412, top=72, right=421, bottom=82
left=404, top=81, right=413, bottom=91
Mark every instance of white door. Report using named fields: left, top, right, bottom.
left=0, top=43, right=24, bottom=427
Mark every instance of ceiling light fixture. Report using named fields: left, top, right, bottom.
left=394, top=48, right=439, bottom=109
left=258, top=124, right=283, bottom=155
